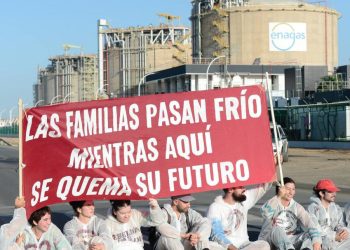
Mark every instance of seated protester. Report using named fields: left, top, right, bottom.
left=0, top=197, right=26, bottom=250
left=207, top=184, right=271, bottom=250
left=308, top=179, right=350, bottom=249
left=155, top=194, right=214, bottom=250
left=18, top=206, right=72, bottom=249
left=259, top=177, right=321, bottom=250
left=63, top=200, right=112, bottom=250
left=105, top=198, right=164, bottom=250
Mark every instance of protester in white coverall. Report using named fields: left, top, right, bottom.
left=155, top=194, right=216, bottom=250
left=308, top=179, right=350, bottom=250
left=17, top=206, right=72, bottom=249
left=259, top=177, right=322, bottom=250
left=63, top=200, right=112, bottom=250
left=0, top=197, right=26, bottom=250
left=207, top=183, right=271, bottom=250
left=105, top=198, right=164, bottom=250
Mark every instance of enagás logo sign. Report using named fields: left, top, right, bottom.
left=269, top=22, right=307, bottom=51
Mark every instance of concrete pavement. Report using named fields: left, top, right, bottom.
left=282, top=148, right=350, bottom=191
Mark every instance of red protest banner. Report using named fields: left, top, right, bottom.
left=22, top=85, right=276, bottom=214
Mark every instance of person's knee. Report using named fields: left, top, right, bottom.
left=271, top=226, right=285, bottom=236
left=271, top=227, right=289, bottom=243
left=256, top=240, right=271, bottom=250
left=270, top=236, right=294, bottom=250
left=158, top=236, right=184, bottom=250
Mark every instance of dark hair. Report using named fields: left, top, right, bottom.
left=313, top=188, right=326, bottom=198
left=69, top=200, right=86, bottom=217
left=276, top=177, right=296, bottom=195
left=110, top=200, right=131, bottom=213
left=28, top=206, right=51, bottom=227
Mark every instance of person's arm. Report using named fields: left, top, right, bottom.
left=296, top=204, right=322, bottom=246
left=95, top=218, right=113, bottom=250
left=63, top=220, right=85, bottom=250
left=334, top=204, right=347, bottom=230
left=245, top=183, right=272, bottom=209
left=207, top=203, right=233, bottom=249
left=259, top=196, right=280, bottom=242
left=332, top=204, right=350, bottom=242
left=187, top=208, right=211, bottom=241
left=210, top=218, right=235, bottom=249
left=260, top=195, right=280, bottom=220
left=0, top=197, right=27, bottom=246
left=51, top=224, right=72, bottom=250
left=336, top=204, right=346, bottom=227
left=134, top=199, right=166, bottom=228
left=260, top=191, right=288, bottom=242
left=244, top=160, right=279, bottom=210
left=344, top=203, right=350, bottom=227
left=144, top=198, right=167, bottom=226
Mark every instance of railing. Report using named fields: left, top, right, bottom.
left=0, top=119, right=19, bottom=137
left=316, top=81, right=350, bottom=92
left=272, top=101, right=350, bottom=142
left=192, top=57, right=227, bottom=65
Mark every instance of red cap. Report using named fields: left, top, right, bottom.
left=315, top=179, right=340, bottom=192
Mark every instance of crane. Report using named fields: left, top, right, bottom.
left=157, top=13, right=181, bottom=25
left=62, top=44, right=83, bottom=56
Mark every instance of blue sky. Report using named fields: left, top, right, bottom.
left=0, top=0, right=348, bottom=118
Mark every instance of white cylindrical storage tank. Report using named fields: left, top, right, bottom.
left=199, top=0, right=339, bottom=71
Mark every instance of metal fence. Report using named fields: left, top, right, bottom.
left=316, top=81, right=350, bottom=92
left=272, top=101, right=350, bottom=142
left=0, top=120, right=18, bottom=137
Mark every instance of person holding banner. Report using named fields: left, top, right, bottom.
left=0, top=197, right=26, bottom=250
left=63, top=200, right=113, bottom=250
left=17, top=206, right=72, bottom=249
left=105, top=198, right=165, bottom=250
left=154, top=194, right=214, bottom=250
left=307, top=179, right=350, bottom=249
left=259, top=177, right=322, bottom=250
left=207, top=183, right=271, bottom=250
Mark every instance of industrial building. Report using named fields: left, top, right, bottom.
left=33, top=0, right=343, bottom=104
left=98, top=15, right=192, bottom=98
left=191, top=0, right=339, bottom=72
left=33, top=53, right=98, bottom=106
left=142, top=63, right=292, bottom=96
left=139, top=0, right=349, bottom=142
left=140, top=0, right=341, bottom=100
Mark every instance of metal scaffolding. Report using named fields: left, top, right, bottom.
left=100, top=23, right=191, bottom=97
left=34, top=54, right=97, bottom=106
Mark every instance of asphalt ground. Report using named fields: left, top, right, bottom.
left=281, top=148, right=350, bottom=190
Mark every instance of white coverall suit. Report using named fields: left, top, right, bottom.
left=308, top=196, right=350, bottom=250
left=259, top=195, right=322, bottom=250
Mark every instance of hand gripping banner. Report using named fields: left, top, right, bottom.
left=22, top=86, right=276, bottom=214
